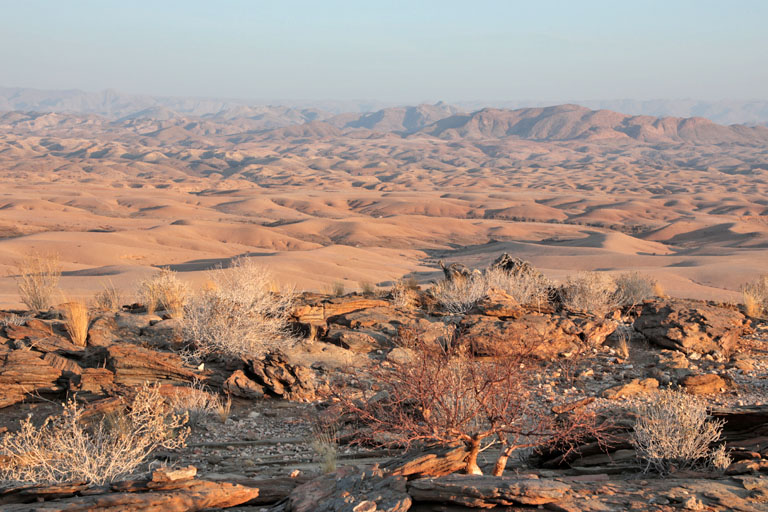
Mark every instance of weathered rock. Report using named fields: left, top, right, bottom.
left=223, top=370, right=265, bottom=399
left=680, top=373, right=728, bottom=395
left=439, top=260, right=472, bottom=281
left=386, top=347, right=415, bottom=365
left=489, top=253, right=540, bottom=278
left=106, top=343, right=197, bottom=387
left=42, top=352, right=82, bottom=374
left=383, top=444, right=470, bottom=478
left=0, top=478, right=259, bottom=511
left=634, top=299, right=747, bottom=355
left=86, top=314, right=120, bottom=347
left=287, top=466, right=411, bottom=512
left=601, top=378, right=659, bottom=399
left=470, top=288, right=525, bottom=318
left=572, top=316, right=618, bottom=346
left=0, top=350, right=63, bottom=408
left=407, top=474, right=570, bottom=507
left=460, top=314, right=579, bottom=358
left=247, top=353, right=319, bottom=401
left=65, top=368, right=115, bottom=396
left=292, top=296, right=390, bottom=340
left=326, top=331, right=379, bottom=353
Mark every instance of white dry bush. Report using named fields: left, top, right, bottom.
left=631, top=389, right=725, bottom=475
left=741, top=275, right=768, bottom=318
left=167, top=381, right=227, bottom=427
left=15, top=251, right=62, bottom=312
left=484, top=267, right=552, bottom=309
left=561, top=271, right=621, bottom=316
left=431, top=274, right=487, bottom=314
left=613, top=272, right=656, bottom=308
left=391, top=279, right=419, bottom=310
left=138, top=268, right=189, bottom=318
left=0, top=313, right=29, bottom=328
left=0, top=384, right=189, bottom=486
left=182, top=258, right=296, bottom=360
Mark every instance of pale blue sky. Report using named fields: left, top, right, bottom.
left=1, top=1, right=766, bottom=102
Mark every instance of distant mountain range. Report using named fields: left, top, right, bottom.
left=2, top=86, right=768, bottom=127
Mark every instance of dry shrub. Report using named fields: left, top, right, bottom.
left=484, top=266, right=551, bottom=309
left=340, top=333, right=604, bottom=476
left=93, top=281, right=122, bottom=312
left=613, top=272, right=656, bottom=308
left=182, top=257, right=296, bottom=360
left=330, top=281, right=345, bottom=297
left=741, top=275, right=768, bottom=318
left=0, top=384, right=189, bottom=485
left=138, top=268, right=189, bottom=317
left=15, top=251, right=62, bottom=312
left=431, top=274, right=487, bottom=314
left=308, top=417, right=338, bottom=474
left=631, top=389, right=725, bottom=475
left=390, top=278, right=419, bottom=309
left=560, top=271, right=621, bottom=316
left=63, top=301, right=89, bottom=347
left=0, top=313, right=29, bottom=328
left=652, top=281, right=667, bottom=298
left=166, top=381, right=227, bottom=427
left=358, top=281, right=375, bottom=296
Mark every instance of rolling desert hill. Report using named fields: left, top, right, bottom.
left=0, top=101, right=767, bottom=307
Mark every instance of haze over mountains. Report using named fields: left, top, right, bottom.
left=1, top=87, right=768, bottom=308
left=3, top=86, right=768, bottom=126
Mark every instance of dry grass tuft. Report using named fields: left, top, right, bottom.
left=329, top=281, right=345, bottom=297
left=138, top=268, right=189, bottom=317
left=358, top=281, right=375, bottom=296
left=741, top=275, right=768, bottom=318
left=631, top=389, right=725, bottom=475
left=308, top=417, right=338, bottom=474
left=652, top=281, right=667, bottom=299
left=93, top=281, right=122, bottom=312
left=182, top=257, right=296, bottom=360
left=166, top=381, right=227, bottom=427
left=63, top=301, right=89, bottom=347
left=0, top=383, right=189, bottom=485
left=15, top=251, right=62, bottom=312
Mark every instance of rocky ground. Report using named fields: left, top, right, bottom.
left=1, top=273, right=767, bottom=510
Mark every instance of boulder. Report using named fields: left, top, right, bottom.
left=601, top=378, right=659, bottom=399
left=406, top=474, right=570, bottom=507
left=292, top=296, right=389, bottom=340
left=223, top=370, right=265, bottom=399
left=460, top=314, right=579, bottom=358
left=0, top=349, right=63, bottom=408
left=106, top=343, right=197, bottom=387
left=383, top=444, right=470, bottom=478
left=680, top=373, right=728, bottom=395
left=634, top=300, right=747, bottom=355
left=247, top=353, right=320, bottom=401
left=287, top=466, right=411, bottom=512
left=470, top=288, right=525, bottom=318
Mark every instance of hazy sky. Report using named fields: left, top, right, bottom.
left=1, top=1, right=766, bottom=102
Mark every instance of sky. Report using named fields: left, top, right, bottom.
left=1, top=0, right=766, bottom=103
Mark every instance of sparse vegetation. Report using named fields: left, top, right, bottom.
left=330, top=281, right=345, bottom=297
left=358, top=280, right=375, bottom=295
left=741, top=275, right=768, bottom=317
left=390, top=278, right=419, bottom=309
left=182, top=257, right=296, bottom=360
left=431, top=274, right=487, bottom=314
left=484, top=266, right=552, bottom=309
left=93, top=281, right=122, bottom=312
left=308, top=417, right=339, bottom=474
left=341, top=332, right=604, bottom=476
left=613, top=272, right=656, bottom=308
left=560, top=271, right=621, bottom=316
left=166, top=381, right=227, bottom=427
left=15, top=251, right=62, bottom=312
left=0, top=384, right=189, bottom=485
left=138, top=268, right=189, bottom=317
left=62, top=300, right=89, bottom=347
left=631, top=389, right=725, bottom=475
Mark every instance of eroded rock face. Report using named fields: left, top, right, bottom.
left=460, top=314, right=580, bottom=359
left=0, top=349, right=62, bottom=408
left=406, top=474, right=570, bottom=507
left=287, top=466, right=411, bottom=512
left=247, top=353, right=321, bottom=402
left=106, top=343, right=197, bottom=387
left=634, top=299, right=747, bottom=355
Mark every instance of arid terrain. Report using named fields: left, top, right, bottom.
left=1, top=102, right=768, bottom=307
left=1, top=99, right=768, bottom=510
